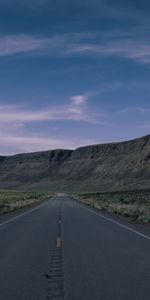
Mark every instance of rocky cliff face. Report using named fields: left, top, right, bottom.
left=0, top=135, right=149, bottom=192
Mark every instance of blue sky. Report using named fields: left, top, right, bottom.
left=0, top=0, right=150, bottom=155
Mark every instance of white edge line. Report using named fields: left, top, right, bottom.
left=0, top=200, right=50, bottom=227
left=81, top=204, right=150, bottom=241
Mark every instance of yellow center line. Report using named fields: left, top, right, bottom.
left=56, top=237, right=61, bottom=248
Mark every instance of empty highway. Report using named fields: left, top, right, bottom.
left=0, top=196, right=150, bottom=300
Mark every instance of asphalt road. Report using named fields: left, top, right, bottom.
left=0, top=196, right=150, bottom=300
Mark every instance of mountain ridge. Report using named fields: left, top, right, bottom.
left=0, top=134, right=150, bottom=192
left=1, top=134, right=150, bottom=158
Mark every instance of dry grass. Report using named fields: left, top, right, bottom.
left=0, top=190, right=53, bottom=215
left=72, top=190, right=150, bottom=224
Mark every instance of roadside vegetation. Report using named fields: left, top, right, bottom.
left=0, top=190, right=53, bottom=215
left=72, top=190, right=150, bottom=224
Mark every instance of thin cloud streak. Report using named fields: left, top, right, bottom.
left=0, top=95, right=108, bottom=154
left=1, top=32, right=150, bottom=64
left=71, top=40, right=150, bottom=64
left=0, top=133, right=100, bottom=154
left=119, top=107, right=149, bottom=114
left=0, top=35, right=46, bottom=56
left=0, top=95, right=102, bottom=124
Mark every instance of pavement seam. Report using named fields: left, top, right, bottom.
left=45, top=200, right=65, bottom=300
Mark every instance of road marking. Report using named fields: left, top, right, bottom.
left=0, top=201, right=50, bottom=228
left=82, top=205, right=150, bottom=241
left=56, top=237, right=61, bottom=248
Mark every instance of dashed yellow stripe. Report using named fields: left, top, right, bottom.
left=56, top=237, right=61, bottom=248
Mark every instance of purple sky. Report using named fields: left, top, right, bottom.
left=0, top=0, right=150, bottom=155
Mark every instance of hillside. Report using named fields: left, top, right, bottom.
left=0, top=135, right=150, bottom=192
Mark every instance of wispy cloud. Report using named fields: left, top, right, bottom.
left=0, top=93, right=108, bottom=154
left=70, top=39, right=150, bottom=64
left=1, top=32, right=150, bottom=64
left=0, top=133, right=99, bottom=154
left=119, top=107, right=149, bottom=114
left=71, top=95, right=87, bottom=106
left=0, top=95, right=101, bottom=154
left=0, top=100, right=101, bottom=153
left=0, top=94, right=102, bottom=124
left=0, top=33, right=75, bottom=57
left=0, top=35, right=46, bottom=56
left=0, top=33, right=87, bottom=57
